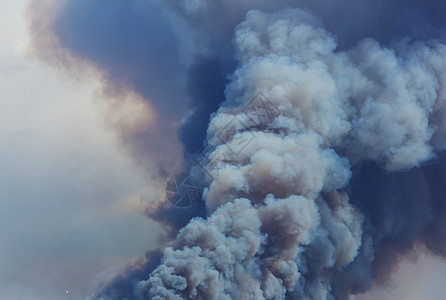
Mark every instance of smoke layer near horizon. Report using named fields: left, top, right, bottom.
left=28, top=0, right=446, bottom=299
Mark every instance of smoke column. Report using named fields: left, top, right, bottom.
left=135, top=9, right=446, bottom=299
left=28, top=0, right=446, bottom=299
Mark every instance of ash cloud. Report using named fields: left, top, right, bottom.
left=139, top=9, right=446, bottom=299
left=178, top=55, right=227, bottom=154
left=92, top=249, right=162, bottom=300
left=27, top=0, right=446, bottom=299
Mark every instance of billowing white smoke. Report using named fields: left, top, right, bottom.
left=138, top=8, right=446, bottom=299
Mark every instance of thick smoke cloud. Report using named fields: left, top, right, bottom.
left=178, top=55, right=227, bottom=154
left=29, top=0, right=446, bottom=163
left=136, top=9, right=446, bottom=299
left=50, top=0, right=185, bottom=115
left=143, top=192, right=207, bottom=241
left=28, top=0, right=446, bottom=299
left=92, top=249, right=163, bottom=300
left=168, top=0, right=446, bottom=49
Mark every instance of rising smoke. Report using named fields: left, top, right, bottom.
left=28, top=0, right=446, bottom=299
left=137, top=9, right=446, bottom=299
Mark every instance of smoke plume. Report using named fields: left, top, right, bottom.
left=28, top=0, right=446, bottom=299
left=136, top=9, right=446, bottom=299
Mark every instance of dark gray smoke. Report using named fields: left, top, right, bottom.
left=28, top=0, right=446, bottom=299
left=137, top=9, right=446, bottom=299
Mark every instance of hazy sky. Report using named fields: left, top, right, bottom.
left=359, top=251, right=446, bottom=300
left=0, top=1, right=162, bottom=299
left=1, top=1, right=446, bottom=299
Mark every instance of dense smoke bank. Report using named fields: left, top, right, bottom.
left=137, top=9, right=446, bottom=299
left=28, top=0, right=446, bottom=299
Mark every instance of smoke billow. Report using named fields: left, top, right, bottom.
left=135, top=9, right=446, bottom=299
left=28, top=0, right=446, bottom=299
